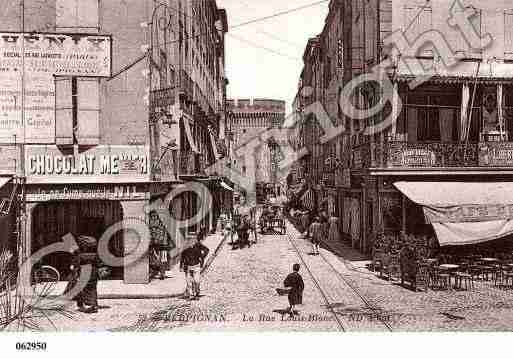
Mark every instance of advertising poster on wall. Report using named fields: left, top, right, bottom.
left=25, top=145, right=150, bottom=184
left=0, top=32, right=111, bottom=144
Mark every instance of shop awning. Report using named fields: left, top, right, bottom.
left=220, top=181, right=233, bottom=192
left=209, top=129, right=221, bottom=161
left=394, top=182, right=513, bottom=246
left=183, top=117, right=200, bottom=154
left=0, top=177, right=12, bottom=190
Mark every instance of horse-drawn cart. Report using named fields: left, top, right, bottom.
left=259, top=205, right=286, bottom=235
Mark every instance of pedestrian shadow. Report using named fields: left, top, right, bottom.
left=273, top=309, right=299, bottom=316
left=260, top=229, right=285, bottom=236
left=178, top=294, right=207, bottom=301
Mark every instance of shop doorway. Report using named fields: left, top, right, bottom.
left=31, top=201, right=124, bottom=280
left=79, top=217, right=106, bottom=239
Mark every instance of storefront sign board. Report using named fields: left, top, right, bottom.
left=25, top=145, right=150, bottom=184
left=26, top=184, right=149, bottom=202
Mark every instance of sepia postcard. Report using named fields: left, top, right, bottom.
left=1, top=0, right=513, bottom=356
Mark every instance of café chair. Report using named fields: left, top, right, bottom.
left=502, top=271, right=513, bottom=288
left=454, top=269, right=474, bottom=291
left=431, top=267, right=451, bottom=290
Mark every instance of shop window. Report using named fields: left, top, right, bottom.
left=381, top=194, right=402, bottom=231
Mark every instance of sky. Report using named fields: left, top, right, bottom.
left=217, top=0, right=330, bottom=113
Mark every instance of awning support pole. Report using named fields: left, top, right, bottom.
left=401, top=194, right=407, bottom=234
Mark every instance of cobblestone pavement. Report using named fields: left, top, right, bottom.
left=318, top=235, right=513, bottom=331
left=34, top=226, right=341, bottom=332
left=31, top=220, right=513, bottom=332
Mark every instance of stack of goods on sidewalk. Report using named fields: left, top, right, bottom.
left=371, top=232, right=433, bottom=290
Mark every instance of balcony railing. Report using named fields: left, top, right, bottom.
left=352, top=141, right=513, bottom=169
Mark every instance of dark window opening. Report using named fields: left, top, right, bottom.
left=71, top=77, right=78, bottom=144
left=417, top=108, right=440, bottom=141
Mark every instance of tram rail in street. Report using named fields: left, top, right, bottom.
left=285, top=230, right=347, bottom=332
left=285, top=221, right=393, bottom=332
left=318, top=239, right=394, bottom=332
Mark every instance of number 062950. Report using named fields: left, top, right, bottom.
left=16, top=342, right=47, bottom=351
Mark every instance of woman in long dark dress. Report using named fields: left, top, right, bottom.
left=77, top=250, right=100, bottom=313
left=283, top=263, right=304, bottom=316
left=65, top=236, right=100, bottom=314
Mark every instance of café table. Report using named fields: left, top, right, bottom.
left=439, top=264, right=459, bottom=270
left=480, top=258, right=499, bottom=263
left=438, top=264, right=460, bottom=288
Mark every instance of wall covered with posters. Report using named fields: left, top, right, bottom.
left=0, top=33, right=111, bottom=143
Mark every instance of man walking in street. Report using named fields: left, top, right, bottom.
left=180, top=230, right=210, bottom=300
left=300, top=210, right=310, bottom=238
left=308, top=217, right=322, bottom=255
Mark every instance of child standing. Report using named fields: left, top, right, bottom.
left=283, top=263, right=304, bottom=316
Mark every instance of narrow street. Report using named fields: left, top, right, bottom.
left=34, top=219, right=513, bottom=332
left=111, top=223, right=342, bottom=332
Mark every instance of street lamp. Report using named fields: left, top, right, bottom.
left=146, top=3, right=174, bottom=180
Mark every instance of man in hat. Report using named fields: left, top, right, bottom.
left=180, top=232, right=210, bottom=300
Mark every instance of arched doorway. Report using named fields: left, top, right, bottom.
left=31, top=201, right=124, bottom=280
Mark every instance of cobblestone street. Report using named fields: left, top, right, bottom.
left=30, top=220, right=513, bottom=332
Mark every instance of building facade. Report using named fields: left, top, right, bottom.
left=0, top=0, right=230, bottom=283
left=294, top=0, right=513, bottom=254
left=227, top=98, right=286, bottom=203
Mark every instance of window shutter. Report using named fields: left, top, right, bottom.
left=404, top=5, right=433, bottom=57
left=56, top=0, right=78, bottom=28
left=468, top=9, right=482, bottom=59
left=55, top=77, right=73, bottom=145
left=56, top=0, right=98, bottom=31
left=77, top=0, right=99, bottom=29
left=505, top=10, right=513, bottom=60
left=443, top=6, right=466, bottom=58
left=77, top=77, right=100, bottom=145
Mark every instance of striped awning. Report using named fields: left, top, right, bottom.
left=183, top=116, right=200, bottom=154
left=209, top=128, right=221, bottom=160
left=301, top=188, right=315, bottom=211
left=395, top=181, right=513, bottom=246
